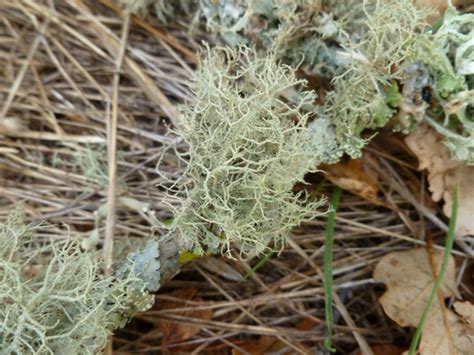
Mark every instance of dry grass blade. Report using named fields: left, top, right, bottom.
left=103, top=10, right=130, bottom=274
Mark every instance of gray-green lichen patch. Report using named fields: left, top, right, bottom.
left=200, top=1, right=474, bottom=165
left=116, top=239, right=161, bottom=292
left=200, top=0, right=354, bottom=77
left=0, top=209, right=153, bottom=354
left=117, top=0, right=195, bottom=24
left=410, top=6, right=474, bottom=163
left=322, top=0, right=431, bottom=158
left=117, top=0, right=474, bottom=165
left=165, top=46, right=326, bottom=257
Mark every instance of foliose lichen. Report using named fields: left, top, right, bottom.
left=408, top=6, right=474, bottom=163
left=116, top=239, right=161, bottom=292
left=199, top=0, right=354, bottom=77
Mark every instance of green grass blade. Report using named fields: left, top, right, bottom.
left=324, top=187, right=342, bottom=352
left=242, top=251, right=275, bottom=281
left=408, top=186, right=459, bottom=355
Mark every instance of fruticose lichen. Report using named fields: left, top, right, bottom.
left=16, top=1, right=470, bottom=350
left=356, top=5, right=474, bottom=164
left=53, top=144, right=110, bottom=186
left=163, top=46, right=325, bottom=257
left=199, top=1, right=474, bottom=165
left=322, top=0, right=431, bottom=159
left=0, top=209, right=153, bottom=354
left=117, top=0, right=195, bottom=23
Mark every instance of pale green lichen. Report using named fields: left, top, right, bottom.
left=116, top=239, right=161, bottom=292
left=0, top=209, right=153, bottom=354
left=322, top=3, right=474, bottom=163
left=164, top=46, right=325, bottom=257
left=307, top=117, right=340, bottom=164
left=201, top=1, right=473, bottom=165
left=323, top=0, right=431, bottom=159
left=10, top=2, right=474, bottom=352
left=119, top=1, right=473, bottom=165
left=374, top=6, right=474, bottom=163
left=410, top=6, right=474, bottom=163
left=52, top=144, right=111, bottom=186
left=200, top=0, right=354, bottom=76
left=117, top=0, right=194, bottom=23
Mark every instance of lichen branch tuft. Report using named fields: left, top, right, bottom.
left=164, top=46, right=325, bottom=257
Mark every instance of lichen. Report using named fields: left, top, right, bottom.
left=410, top=6, right=474, bottom=163
left=117, top=0, right=195, bottom=23
left=178, top=250, right=201, bottom=265
left=164, top=46, right=325, bottom=257
left=0, top=209, right=153, bottom=354
left=199, top=0, right=354, bottom=77
left=319, top=3, right=474, bottom=163
left=53, top=144, right=110, bottom=186
left=378, top=6, right=474, bottom=163
left=116, top=239, right=161, bottom=292
left=322, top=0, right=431, bottom=158
left=200, top=1, right=474, bottom=165
left=119, top=1, right=473, bottom=166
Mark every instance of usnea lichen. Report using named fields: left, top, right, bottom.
left=117, top=0, right=473, bottom=165
left=15, top=2, right=470, bottom=350
left=363, top=5, right=474, bottom=164
left=0, top=209, right=153, bottom=354
left=199, top=1, right=473, bottom=165
left=117, top=0, right=194, bottom=23
left=322, top=0, right=431, bottom=159
left=165, top=46, right=325, bottom=257
left=111, top=2, right=474, bottom=266
left=53, top=144, right=110, bottom=186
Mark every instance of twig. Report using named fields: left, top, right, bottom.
left=103, top=12, right=130, bottom=274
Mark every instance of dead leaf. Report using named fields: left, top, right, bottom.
left=231, top=318, right=315, bottom=354
left=155, top=288, right=213, bottom=346
left=374, top=248, right=458, bottom=327
left=295, top=317, right=317, bottom=331
left=320, top=152, right=380, bottom=203
left=232, top=336, right=287, bottom=355
left=354, top=344, right=405, bottom=355
left=453, top=301, right=474, bottom=325
left=374, top=248, right=474, bottom=354
left=418, top=0, right=461, bottom=15
left=405, top=124, right=474, bottom=237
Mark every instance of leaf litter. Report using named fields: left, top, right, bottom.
left=374, top=248, right=474, bottom=354
left=405, top=124, right=474, bottom=237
